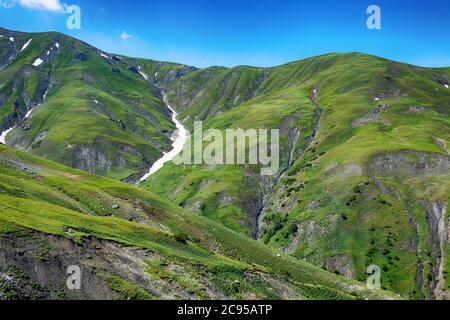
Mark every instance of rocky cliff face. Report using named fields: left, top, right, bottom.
left=423, top=201, right=449, bottom=300
left=0, top=232, right=229, bottom=300
left=367, top=151, right=450, bottom=299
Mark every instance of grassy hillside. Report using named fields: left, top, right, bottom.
left=142, top=53, right=450, bottom=299
left=0, top=144, right=397, bottom=300
left=0, top=28, right=191, bottom=182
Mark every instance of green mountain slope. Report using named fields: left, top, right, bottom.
left=142, top=53, right=450, bottom=299
left=0, top=144, right=397, bottom=300
left=0, top=27, right=193, bottom=182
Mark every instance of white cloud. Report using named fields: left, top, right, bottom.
left=0, top=0, right=65, bottom=12
left=121, top=30, right=132, bottom=41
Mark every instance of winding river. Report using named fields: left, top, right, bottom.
left=139, top=94, right=188, bottom=182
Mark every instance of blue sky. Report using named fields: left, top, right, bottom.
left=0, top=0, right=449, bottom=68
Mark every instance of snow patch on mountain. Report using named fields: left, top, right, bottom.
left=137, top=66, right=148, bottom=80
left=0, top=126, right=15, bottom=145
left=32, top=58, right=44, bottom=67
left=140, top=94, right=188, bottom=181
left=21, top=38, right=32, bottom=51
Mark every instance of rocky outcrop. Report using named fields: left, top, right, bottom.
left=368, top=151, right=450, bottom=299
left=128, top=66, right=139, bottom=74
left=74, top=52, right=88, bottom=62
left=73, top=144, right=113, bottom=176
left=70, top=138, right=158, bottom=179
left=423, top=201, right=449, bottom=300
left=406, top=106, right=425, bottom=114
left=325, top=256, right=355, bottom=278
left=166, top=67, right=196, bottom=83
left=351, top=104, right=391, bottom=128
left=0, top=34, right=18, bottom=70
left=433, top=137, right=449, bottom=155
left=0, top=232, right=225, bottom=300
left=367, top=151, right=450, bottom=177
